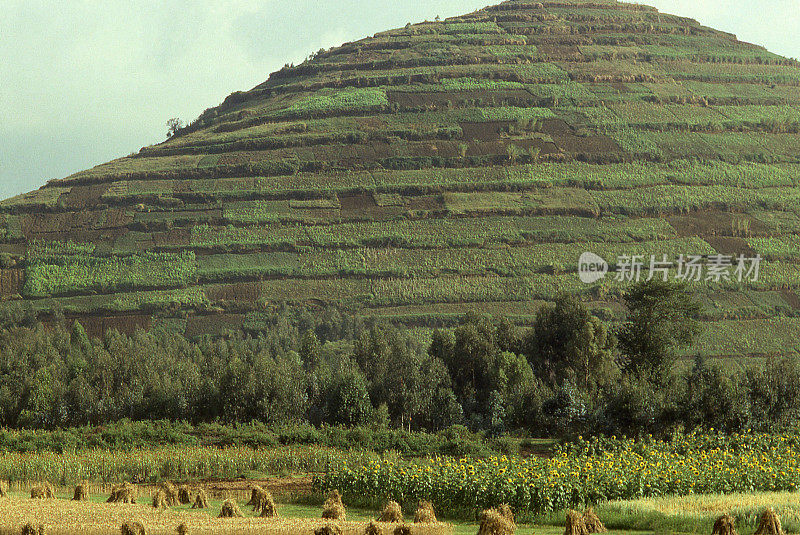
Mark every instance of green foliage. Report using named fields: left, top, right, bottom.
left=24, top=251, right=197, bottom=297
left=619, top=280, right=703, bottom=378
left=279, top=88, right=389, bottom=118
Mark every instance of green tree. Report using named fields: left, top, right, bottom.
left=618, top=280, right=702, bottom=379
left=525, top=295, right=617, bottom=391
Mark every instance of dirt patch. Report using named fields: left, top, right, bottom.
left=668, top=212, right=770, bottom=238
left=60, top=184, right=111, bottom=210
left=0, top=268, right=24, bottom=297
left=537, top=44, right=583, bottom=60
left=552, top=134, right=622, bottom=154
left=152, top=229, right=192, bottom=247
left=460, top=121, right=513, bottom=141
left=780, top=289, right=800, bottom=310
left=185, top=314, right=245, bottom=337
left=539, top=118, right=574, bottom=136
left=705, top=236, right=757, bottom=257
left=75, top=314, right=152, bottom=338
left=101, top=209, right=136, bottom=229
left=339, top=192, right=377, bottom=211
left=206, top=282, right=262, bottom=303
left=21, top=212, right=104, bottom=237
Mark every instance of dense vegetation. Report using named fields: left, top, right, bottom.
left=321, top=430, right=800, bottom=516
left=1, top=281, right=798, bottom=437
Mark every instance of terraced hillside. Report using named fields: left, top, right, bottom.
left=3, top=0, right=800, bottom=360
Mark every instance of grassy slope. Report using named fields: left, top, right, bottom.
left=1, top=0, right=800, bottom=357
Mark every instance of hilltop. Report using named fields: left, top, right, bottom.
left=2, top=0, right=800, bottom=362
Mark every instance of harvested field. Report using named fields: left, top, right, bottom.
left=0, top=496, right=451, bottom=535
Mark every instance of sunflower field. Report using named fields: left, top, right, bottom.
left=318, top=431, right=800, bottom=516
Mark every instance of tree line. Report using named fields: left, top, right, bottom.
left=0, top=280, right=797, bottom=436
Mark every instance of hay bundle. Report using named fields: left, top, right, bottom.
left=365, top=521, right=386, bottom=535
left=72, top=483, right=89, bottom=501
left=712, top=514, right=737, bottom=535
left=108, top=482, right=137, bottom=504
left=322, top=490, right=347, bottom=521
left=414, top=500, right=437, bottom=523
left=477, top=508, right=515, bottom=535
left=378, top=501, right=403, bottom=523
left=120, top=522, right=146, bottom=535
left=258, top=490, right=278, bottom=518
left=31, top=481, right=56, bottom=500
left=219, top=498, right=244, bottom=518
left=152, top=489, right=169, bottom=509
left=31, top=482, right=56, bottom=500
left=159, top=482, right=179, bottom=506
left=192, top=488, right=209, bottom=509
left=583, top=508, right=607, bottom=534
left=315, top=524, right=343, bottom=535
left=21, top=524, right=45, bottom=535
left=392, top=525, right=412, bottom=535
left=177, top=485, right=192, bottom=505
left=564, top=510, right=589, bottom=535
left=176, top=524, right=189, bottom=535
left=497, top=505, right=514, bottom=524
left=754, top=509, right=783, bottom=535
left=246, top=485, right=265, bottom=507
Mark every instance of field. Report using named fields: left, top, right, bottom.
left=3, top=432, right=800, bottom=534
left=0, top=487, right=451, bottom=535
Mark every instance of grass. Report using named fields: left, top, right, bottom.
left=598, top=492, right=800, bottom=534
left=24, top=251, right=197, bottom=297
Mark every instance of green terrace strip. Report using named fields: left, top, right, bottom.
left=92, top=161, right=800, bottom=204
left=189, top=216, right=676, bottom=249
left=24, top=251, right=197, bottom=298
left=194, top=237, right=714, bottom=281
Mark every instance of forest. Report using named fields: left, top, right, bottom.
left=1, top=280, right=797, bottom=437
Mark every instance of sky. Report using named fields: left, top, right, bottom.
left=2, top=1, right=799, bottom=200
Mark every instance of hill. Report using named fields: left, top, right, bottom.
left=2, top=0, right=800, bottom=362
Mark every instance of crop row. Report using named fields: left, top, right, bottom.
left=194, top=237, right=712, bottom=281
left=320, top=431, right=800, bottom=514
left=24, top=251, right=197, bottom=297
left=190, top=215, right=675, bottom=249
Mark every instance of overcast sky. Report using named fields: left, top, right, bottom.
left=2, top=1, right=798, bottom=200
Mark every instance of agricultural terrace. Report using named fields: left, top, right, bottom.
left=0, top=0, right=800, bottom=362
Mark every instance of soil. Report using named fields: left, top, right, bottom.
left=60, top=184, right=112, bottom=210
left=780, top=289, right=800, bottom=310
left=551, top=133, right=622, bottom=154
left=460, top=120, right=514, bottom=141
left=0, top=268, right=24, bottom=297
left=668, top=212, right=770, bottom=238
left=536, top=44, right=583, bottom=60
left=705, top=236, right=757, bottom=257
left=539, top=118, right=575, bottom=136
left=76, top=314, right=153, bottom=339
